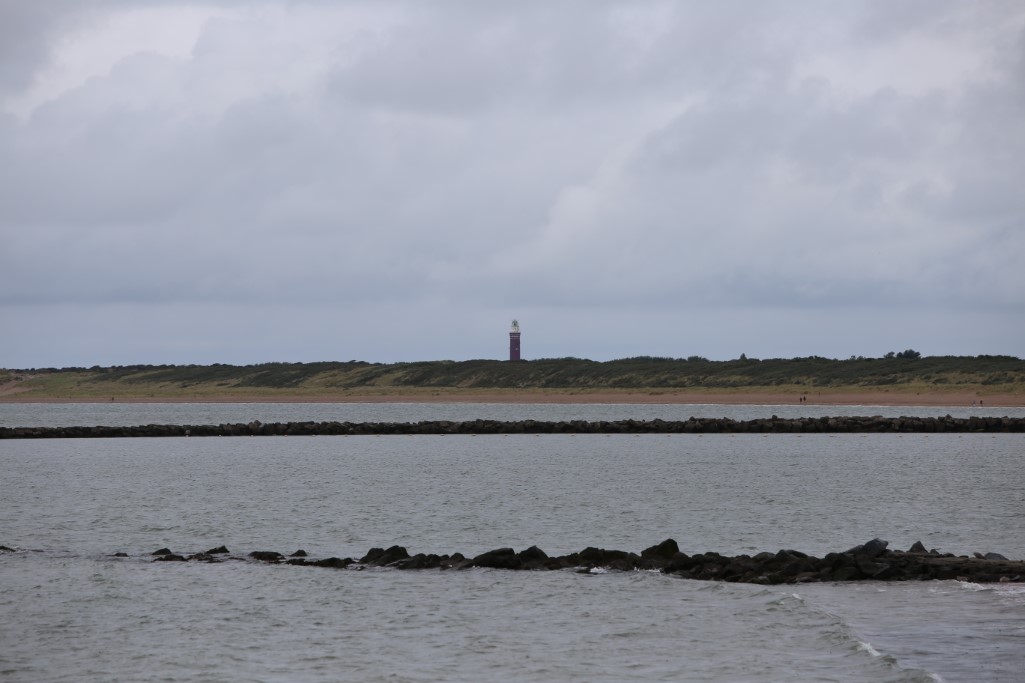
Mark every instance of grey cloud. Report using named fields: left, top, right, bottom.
left=0, top=0, right=79, bottom=93
left=1, top=1, right=1022, bottom=364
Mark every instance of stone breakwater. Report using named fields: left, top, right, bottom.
left=5, top=539, right=1019, bottom=583
left=93, top=539, right=1023, bottom=584
left=2, top=415, right=1024, bottom=438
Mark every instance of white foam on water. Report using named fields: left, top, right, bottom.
left=856, top=640, right=882, bottom=657
left=993, top=583, right=1025, bottom=595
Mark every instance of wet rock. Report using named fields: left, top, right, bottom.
left=608, top=553, right=641, bottom=571
left=311, top=557, right=354, bottom=569
left=641, top=538, right=680, bottom=560
left=471, top=548, right=522, bottom=570
left=908, top=541, right=928, bottom=554
left=856, top=557, right=884, bottom=575
left=871, top=563, right=902, bottom=580
left=778, top=549, right=808, bottom=559
left=112, top=552, right=128, bottom=557
left=6, top=416, right=1025, bottom=439
left=152, top=548, right=173, bottom=556
left=153, top=553, right=187, bottom=562
left=394, top=554, right=444, bottom=570
left=206, top=545, right=229, bottom=554
left=189, top=553, right=221, bottom=563
left=0, top=545, right=16, bottom=552
left=517, top=546, right=549, bottom=569
left=575, top=547, right=635, bottom=568
left=360, top=545, right=409, bottom=566
left=847, top=538, right=888, bottom=559
left=290, top=549, right=308, bottom=557
left=141, top=540, right=1023, bottom=584
left=780, top=559, right=811, bottom=577
left=665, top=552, right=696, bottom=572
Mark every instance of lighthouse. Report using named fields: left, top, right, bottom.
left=509, top=320, right=521, bottom=361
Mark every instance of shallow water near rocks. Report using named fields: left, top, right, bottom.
left=2, top=400, right=1022, bottom=428
left=1, top=404, right=1023, bottom=682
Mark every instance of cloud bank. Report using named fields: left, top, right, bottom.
left=2, top=1, right=1023, bottom=365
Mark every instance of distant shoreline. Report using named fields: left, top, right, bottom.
left=4, top=358, right=1021, bottom=407
left=1, top=389, right=1022, bottom=407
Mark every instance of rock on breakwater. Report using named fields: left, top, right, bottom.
left=125, top=538, right=1025, bottom=584
left=2, top=415, right=1024, bottom=438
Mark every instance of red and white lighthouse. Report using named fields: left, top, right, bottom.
left=509, top=320, right=521, bottom=361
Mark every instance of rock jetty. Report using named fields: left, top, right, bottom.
left=2, top=415, right=1024, bottom=439
left=130, top=538, right=1025, bottom=584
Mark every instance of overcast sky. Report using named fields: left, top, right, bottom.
left=1, top=1, right=1023, bottom=367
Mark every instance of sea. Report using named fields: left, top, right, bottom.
left=1, top=402, right=1023, bottom=683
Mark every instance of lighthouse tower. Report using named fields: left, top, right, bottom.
left=509, top=320, right=521, bottom=361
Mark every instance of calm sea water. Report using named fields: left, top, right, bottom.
left=1, top=401, right=1022, bottom=428
left=2, top=404, right=1024, bottom=682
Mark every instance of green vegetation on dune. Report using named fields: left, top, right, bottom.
left=3, top=355, right=1024, bottom=399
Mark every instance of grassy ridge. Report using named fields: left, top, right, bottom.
left=2, top=356, right=1023, bottom=399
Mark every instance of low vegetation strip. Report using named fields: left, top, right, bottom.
left=2, top=415, right=1023, bottom=439
left=2, top=354, right=1024, bottom=400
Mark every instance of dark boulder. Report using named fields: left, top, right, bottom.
left=360, top=547, right=385, bottom=563
left=517, top=546, right=549, bottom=569
left=847, top=538, right=888, bottom=559
left=394, top=554, right=444, bottom=570
left=641, top=539, right=680, bottom=561
left=781, top=559, right=814, bottom=577
left=440, top=552, right=468, bottom=569
left=856, top=557, right=883, bottom=575
left=360, top=545, right=410, bottom=566
left=290, top=549, right=308, bottom=557
left=908, top=541, right=928, bottom=554
left=831, top=565, right=862, bottom=581
left=577, top=547, right=619, bottom=566
left=608, top=552, right=641, bottom=571
left=206, top=545, right=229, bottom=554
left=153, top=553, right=187, bottom=562
left=665, top=552, right=696, bottom=572
left=471, top=548, right=522, bottom=570
left=140, top=540, right=1023, bottom=585
left=189, top=553, right=221, bottom=563
left=312, top=557, right=354, bottom=569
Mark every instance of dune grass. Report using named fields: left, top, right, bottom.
left=3, top=356, right=1023, bottom=402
